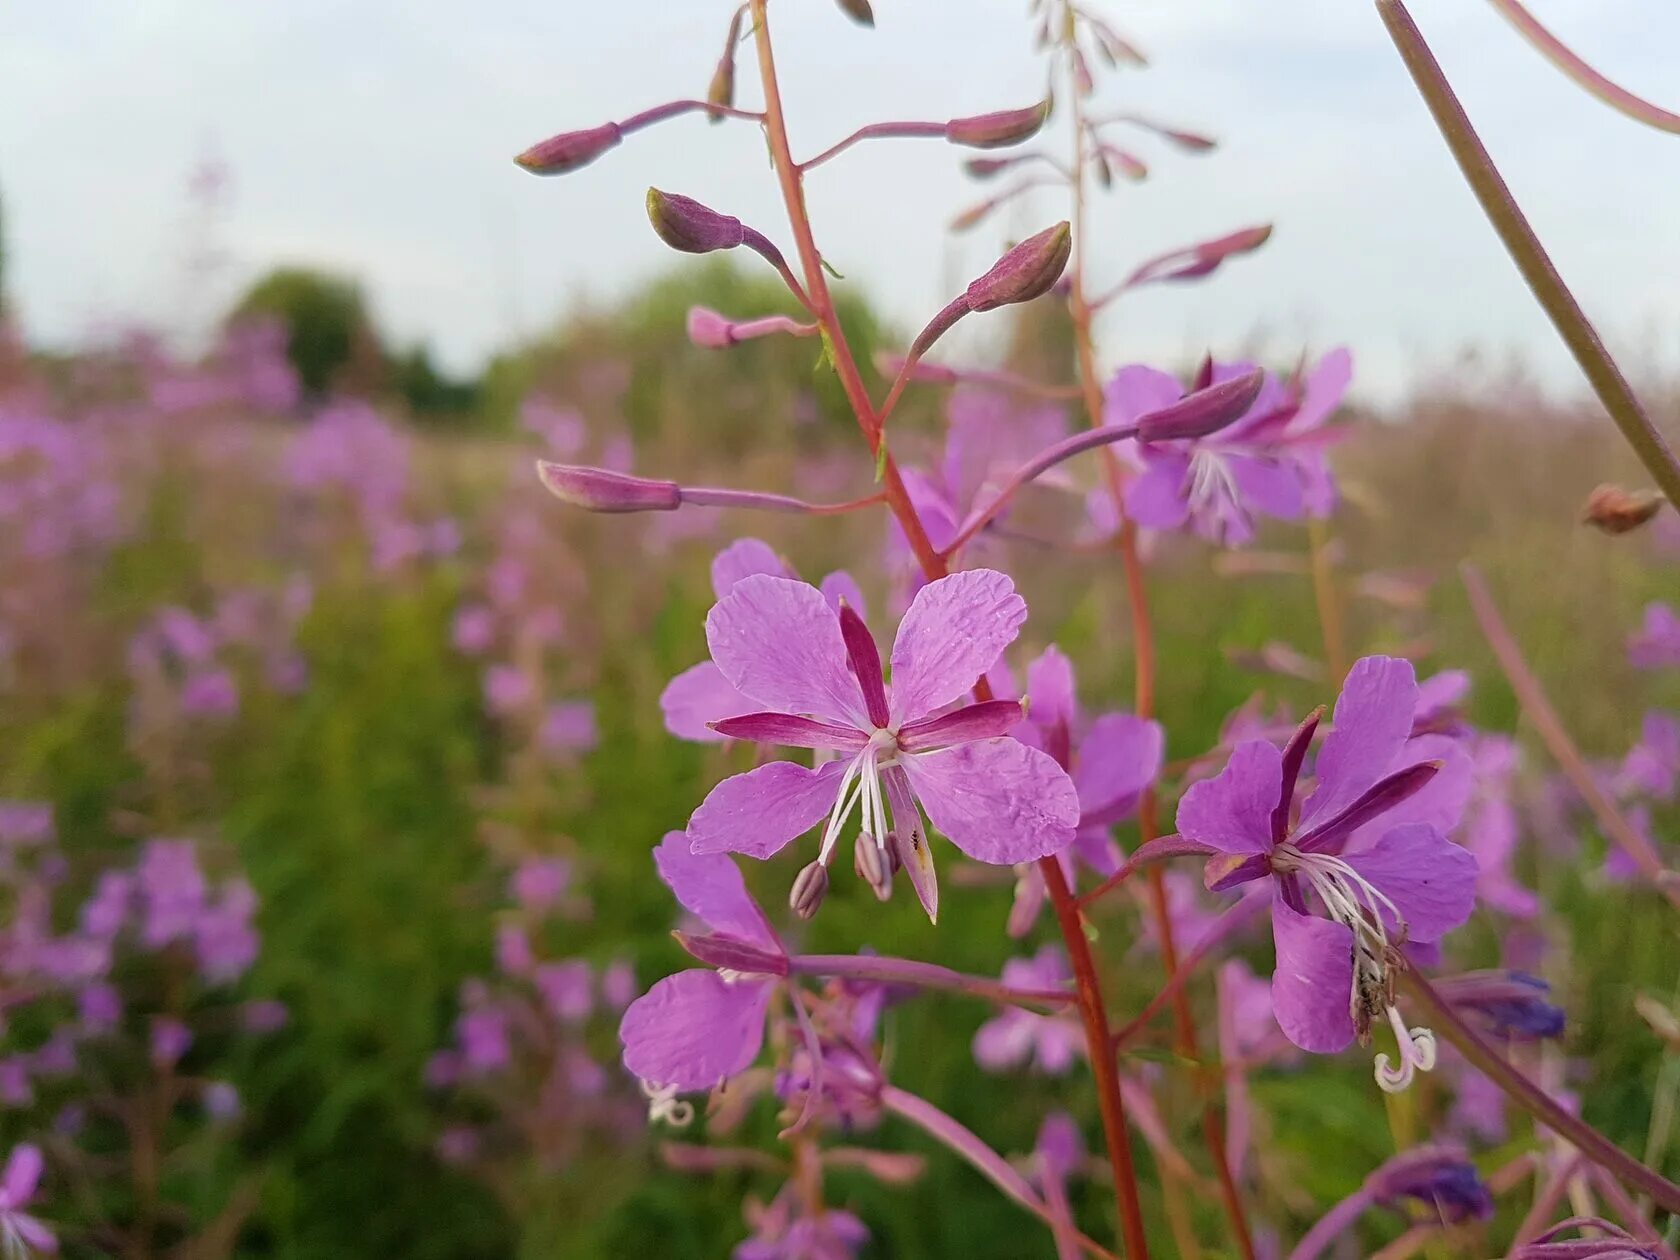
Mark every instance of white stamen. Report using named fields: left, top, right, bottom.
left=639, top=1079, right=694, bottom=1128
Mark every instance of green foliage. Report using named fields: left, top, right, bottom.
left=391, top=343, right=481, bottom=420
left=230, top=267, right=376, bottom=398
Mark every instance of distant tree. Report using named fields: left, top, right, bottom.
left=392, top=343, right=480, bottom=419
left=229, top=267, right=376, bottom=397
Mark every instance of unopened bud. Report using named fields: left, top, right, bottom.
left=854, top=834, right=894, bottom=901
left=706, top=61, right=735, bottom=118
left=964, top=156, right=1014, bottom=180
left=1581, top=483, right=1665, bottom=535
left=947, top=100, right=1051, bottom=150
left=514, top=123, right=623, bottom=176
left=963, top=222, right=1072, bottom=312
left=789, top=861, right=830, bottom=919
left=686, top=306, right=737, bottom=349
left=1137, top=367, right=1264, bottom=442
left=535, top=461, right=680, bottom=513
left=646, top=188, right=746, bottom=254
left=834, top=0, right=875, bottom=26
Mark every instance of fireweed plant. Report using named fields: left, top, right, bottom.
left=515, top=0, right=1680, bottom=1255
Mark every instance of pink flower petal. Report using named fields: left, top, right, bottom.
left=1343, top=823, right=1478, bottom=943
left=1104, top=364, right=1183, bottom=429
left=710, top=712, right=868, bottom=751
left=900, top=739, right=1079, bottom=864
left=1025, top=646, right=1077, bottom=732
left=710, top=537, right=788, bottom=598
left=652, top=831, right=778, bottom=950
left=2, top=1143, right=43, bottom=1204
left=819, top=570, right=867, bottom=621
left=898, top=700, right=1024, bottom=752
left=1175, top=740, right=1281, bottom=856
left=1300, top=655, right=1419, bottom=829
left=888, top=569, right=1027, bottom=724
left=619, top=970, right=773, bottom=1091
left=1074, top=714, right=1162, bottom=826
left=660, top=661, right=756, bottom=743
left=706, top=575, right=867, bottom=727
left=1124, top=454, right=1193, bottom=530
left=688, top=759, right=847, bottom=859
left=1270, top=895, right=1355, bottom=1054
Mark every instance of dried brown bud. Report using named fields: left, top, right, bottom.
left=1581, top=483, right=1665, bottom=534
left=834, top=0, right=874, bottom=26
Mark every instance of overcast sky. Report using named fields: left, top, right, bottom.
left=2, top=0, right=1675, bottom=403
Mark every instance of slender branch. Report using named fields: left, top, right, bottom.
left=1484, top=0, right=1680, bottom=134
left=1375, top=0, right=1680, bottom=508
left=1461, top=564, right=1680, bottom=909
left=1400, top=969, right=1680, bottom=1212
left=800, top=120, right=946, bottom=171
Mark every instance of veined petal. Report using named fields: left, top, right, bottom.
left=707, top=575, right=868, bottom=726
left=710, top=712, right=867, bottom=751
left=888, top=569, right=1027, bottom=724
left=652, top=831, right=778, bottom=950
left=898, top=700, right=1024, bottom=752
left=1343, top=823, right=1478, bottom=943
left=619, top=970, right=773, bottom=1091
left=1175, top=740, right=1281, bottom=855
left=1074, top=714, right=1162, bottom=826
left=688, top=759, right=847, bottom=860
left=711, top=537, right=789, bottom=598
left=819, top=570, right=867, bottom=622
left=1270, top=894, right=1355, bottom=1054
left=1300, top=655, right=1419, bottom=829
left=900, top=739, right=1079, bottom=864
left=1025, top=646, right=1077, bottom=733
left=660, top=661, right=757, bottom=743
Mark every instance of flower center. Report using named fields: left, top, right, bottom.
left=1271, top=842, right=1437, bottom=1092
left=1186, top=447, right=1240, bottom=518
left=815, top=729, right=899, bottom=869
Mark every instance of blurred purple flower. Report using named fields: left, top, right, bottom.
left=1629, top=603, right=1680, bottom=669
left=150, top=1017, right=193, bottom=1069
left=973, top=947, right=1083, bottom=1074
left=0, top=1144, right=55, bottom=1256
left=509, top=857, right=571, bottom=911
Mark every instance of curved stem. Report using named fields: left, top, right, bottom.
left=1376, top=0, right=1680, bottom=508
left=800, top=120, right=947, bottom=171
left=1484, top=0, right=1680, bottom=134
left=1400, top=969, right=1680, bottom=1212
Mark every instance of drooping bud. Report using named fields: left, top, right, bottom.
left=789, top=861, right=830, bottom=919
left=963, top=156, right=1015, bottom=180
left=673, top=931, right=789, bottom=976
left=1364, top=1145, right=1493, bottom=1225
left=1434, top=970, right=1566, bottom=1039
left=646, top=188, right=747, bottom=254
left=1581, top=483, right=1665, bottom=534
left=963, top=222, right=1072, bottom=312
left=706, top=6, right=744, bottom=121
left=686, top=306, right=737, bottom=349
left=514, top=123, right=625, bottom=176
left=834, top=0, right=875, bottom=26
left=535, top=461, right=680, bottom=513
left=946, top=100, right=1051, bottom=149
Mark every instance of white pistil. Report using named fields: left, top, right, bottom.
left=1374, top=1004, right=1437, bottom=1093
left=639, top=1080, right=694, bottom=1128
left=817, top=729, right=899, bottom=866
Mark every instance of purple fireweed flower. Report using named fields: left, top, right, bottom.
left=78, top=983, right=121, bottom=1035
left=1618, top=711, right=1680, bottom=801
left=451, top=604, right=497, bottom=656
left=241, top=999, right=289, bottom=1034
left=509, top=857, right=571, bottom=911
left=661, top=538, right=865, bottom=743
left=194, top=878, right=258, bottom=982
left=601, top=959, right=636, bottom=1010
left=735, top=1184, right=869, bottom=1260
left=534, top=960, right=593, bottom=1023
left=686, top=567, right=1079, bottom=920
left=1004, top=646, right=1162, bottom=935
left=0, top=805, right=52, bottom=850
left=973, top=947, right=1083, bottom=1074
left=1629, top=603, right=1680, bottom=669
left=1366, top=1144, right=1494, bottom=1224
left=150, top=1016, right=193, bottom=1069
left=1109, top=350, right=1350, bottom=546
left=1434, top=970, right=1565, bottom=1040
left=496, top=924, right=535, bottom=977
left=619, top=832, right=787, bottom=1100
left=483, top=664, right=535, bottom=717
left=138, top=840, right=207, bottom=948
left=1170, top=656, right=1477, bottom=1083
left=1463, top=734, right=1540, bottom=918
left=0, top=1144, right=55, bottom=1256
left=203, top=1081, right=242, bottom=1123
left=456, top=1003, right=511, bottom=1076
left=539, top=701, right=598, bottom=757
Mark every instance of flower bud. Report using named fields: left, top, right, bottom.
left=535, top=461, right=680, bottom=513
left=789, top=860, right=830, bottom=919
left=514, top=123, right=623, bottom=176
left=946, top=100, right=1051, bottom=149
left=963, top=222, right=1072, bottom=312
left=834, top=0, right=874, bottom=26
left=1136, top=367, right=1264, bottom=442
left=707, top=60, right=735, bottom=119
left=1581, top=483, right=1665, bottom=534
left=686, top=306, right=737, bottom=349
left=646, top=188, right=746, bottom=254
left=672, top=931, right=789, bottom=976
left=1366, top=1146, right=1492, bottom=1225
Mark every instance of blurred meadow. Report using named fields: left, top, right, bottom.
left=3, top=4, right=1680, bottom=1259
